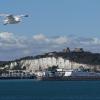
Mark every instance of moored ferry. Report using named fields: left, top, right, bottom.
left=35, top=68, right=100, bottom=81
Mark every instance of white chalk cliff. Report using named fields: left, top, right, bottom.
left=1, top=48, right=100, bottom=73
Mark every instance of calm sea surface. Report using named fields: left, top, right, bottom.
left=0, top=80, right=100, bottom=100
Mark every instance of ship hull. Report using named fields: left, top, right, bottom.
left=40, top=76, right=100, bottom=81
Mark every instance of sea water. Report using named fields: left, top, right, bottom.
left=0, top=80, right=100, bottom=100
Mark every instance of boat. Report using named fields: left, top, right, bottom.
left=35, top=69, right=100, bottom=81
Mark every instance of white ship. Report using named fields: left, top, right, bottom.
left=35, top=68, right=100, bottom=80
left=64, top=70, right=100, bottom=77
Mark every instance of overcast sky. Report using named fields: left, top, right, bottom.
left=0, top=0, right=100, bottom=60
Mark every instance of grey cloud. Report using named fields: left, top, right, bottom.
left=0, top=32, right=100, bottom=60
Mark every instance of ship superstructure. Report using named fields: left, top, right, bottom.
left=35, top=67, right=100, bottom=80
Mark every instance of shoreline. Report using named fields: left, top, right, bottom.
left=1, top=76, right=100, bottom=81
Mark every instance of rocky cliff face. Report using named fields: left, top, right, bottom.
left=1, top=49, right=100, bottom=73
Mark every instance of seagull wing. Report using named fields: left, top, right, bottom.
left=17, top=14, right=29, bottom=17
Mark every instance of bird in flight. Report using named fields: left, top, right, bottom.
left=0, top=14, right=29, bottom=25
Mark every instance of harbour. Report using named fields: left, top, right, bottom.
left=1, top=65, right=100, bottom=80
